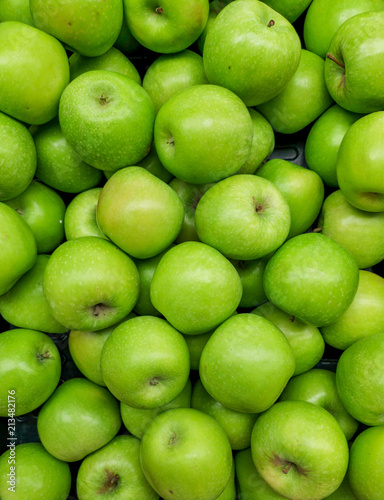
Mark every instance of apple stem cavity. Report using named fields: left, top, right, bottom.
left=90, top=303, right=110, bottom=317
left=168, top=432, right=177, bottom=447
left=289, top=315, right=295, bottom=323
left=149, top=376, right=159, bottom=386
left=326, top=53, right=345, bottom=70
left=99, top=470, right=119, bottom=494
left=155, top=6, right=163, bottom=14
left=268, top=20, right=275, bottom=28
left=99, top=94, right=111, bottom=106
left=36, top=350, right=52, bottom=361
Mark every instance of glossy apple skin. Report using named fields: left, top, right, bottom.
left=203, top=0, right=301, bottom=106
left=195, top=175, right=291, bottom=260
left=336, top=332, right=384, bottom=426
left=34, top=119, right=102, bottom=194
left=4, top=180, right=65, bottom=253
left=37, top=378, right=121, bottom=462
left=0, top=112, right=36, bottom=201
left=42, top=237, right=140, bottom=332
left=76, top=435, right=158, bottom=500
left=154, top=84, right=253, bottom=184
left=69, top=47, right=141, bottom=85
left=191, top=379, right=258, bottom=450
left=30, top=0, right=123, bottom=57
left=321, top=271, right=384, bottom=350
left=279, top=369, right=358, bottom=440
left=325, top=11, right=384, bottom=114
left=0, top=22, right=69, bottom=125
left=64, top=188, right=107, bottom=241
left=59, top=70, right=155, bottom=171
left=318, top=190, right=384, bottom=268
left=257, top=49, right=333, bottom=135
left=262, top=0, right=312, bottom=22
left=0, top=202, right=37, bottom=296
left=0, top=443, right=71, bottom=500
left=96, top=167, right=184, bottom=259
left=200, top=314, right=295, bottom=413
left=0, top=329, right=61, bottom=417
left=0, top=255, right=67, bottom=334
left=251, top=401, right=349, bottom=500
left=336, top=112, right=384, bottom=211
left=140, top=408, right=233, bottom=500
left=121, top=379, right=192, bottom=439
left=101, top=316, right=190, bottom=409
left=304, top=0, right=384, bottom=59
left=143, top=50, right=208, bottom=114
left=252, top=302, right=324, bottom=376
left=263, top=233, right=359, bottom=327
left=123, top=0, right=209, bottom=54
left=305, top=105, right=362, bottom=187
left=0, top=0, right=33, bottom=25
left=348, top=426, right=384, bottom=500
left=257, top=159, right=324, bottom=239
left=150, top=242, right=242, bottom=335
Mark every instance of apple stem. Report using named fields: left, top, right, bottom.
left=289, top=315, right=295, bottom=323
left=155, top=6, right=163, bottom=14
left=326, top=53, right=345, bottom=69
left=282, top=462, right=293, bottom=474
left=312, top=227, right=322, bottom=233
left=36, top=350, right=51, bottom=361
left=268, top=20, right=275, bottom=27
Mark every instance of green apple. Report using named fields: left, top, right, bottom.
left=257, top=49, right=333, bottom=134
left=336, top=112, right=384, bottom=211
left=4, top=180, right=65, bottom=253
left=120, top=379, right=192, bottom=439
left=30, top=0, right=123, bottom=57
left=136, top=142, right=173, bottom=183
left=348, top=426, right=384, bottom=500
left=263, top=232, right=359, bottom=327
left=236, top=109, right=275, bottom=175
left=304, top=0, right=384, bottom=59
left=318, top=190, right=384, bottom=268
left=37, top=378, right=121, bottom=462
left=114, top=18, right=141, bottom=54
left=0, top=328, right=61, bottom=417
left=257, top=159, right=324, bottom=238
left=169, top=179, right=213, bottom=243
left=231, top=257, right=269, bottom=309
left=0, top=202, right=36, bottom=296
left=101, top=315, right=190, bottom=408
left=262, top=0, right=312, bottom=22
left=203, top=0, right=301, bottom=106
left=252, top=302, right=324, bottom=376
left=336, top=332, right=384, bottom=425
left=0, top=255, right=67, bottom=334
left=34, top=119, right=103, bottom=194
left=217, top=460, right=236, bottom=500
left=140, top=408, right=233, bottom=500
left=0, top=21, right=69, bottom=125
left=305, top=105, right=362, bottom=187
left=183, top=330, right=214, bottom=371
left=251, top=400, right=349, bottom=500
left=59, top=70, right=155, bottom=171
left=68, top=313, right=135, bottom=387
left=191, top=379, right=258, bottom=450
left=76, top=435, right=159, bottom=500
left=325, top=476, right=358, bottom=500
left=200, top=314, right=295, bottom=413
left=0, top=0, right=34, bottom=25
left=64, top=188, right=107, bottom=241
left=69, top=47, right=141, bottom=84
left=279, top=369, right=359, bottom=440
left=195, top=174, right=291, bottom=260
left=143, top=50, right=209, bottom=114
left=96, top=167, right=183, bottom=259
left=324, top=11, right=384, bottom=114
left=123, top=0, right=209, bottom=53
left=0, top=442, right=71, bottom=500
left=150, top=242, right=242, bottom=335
left=154, top=84, right=253, bottom=184
left=42, top=236, right=140, bottom=331
left=196, top=0, right=234, bottom=54
left=321, top=270, right=384, bottom=349
left=0, top=112, right=36, bottom=201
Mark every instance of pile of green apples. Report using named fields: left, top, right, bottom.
left=1, top=0, right=384, bottom=498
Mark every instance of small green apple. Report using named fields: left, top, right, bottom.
left=150, top=242, right=242, bottom=335
left=136, top=142, right=173, bottom=183
left=262, top=0, right=312, bottom=22
left=114, top=19, right=141, bottom=54
left=183, top=330, right=214, bottom=371
left=0, top=111, right=36, bottom=201
left=199, top=314, right=295, bottom=413
left=231, top=257, right=269, bottom=309
left=0, top=21, right=69, bottom=125
left=279, top=369, right=359, bottom=440
left=0, top=329, right=61, bottom=417
left=30, top=0, right=123, bottom=57
left=64, top=188, right=107, bottom=241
